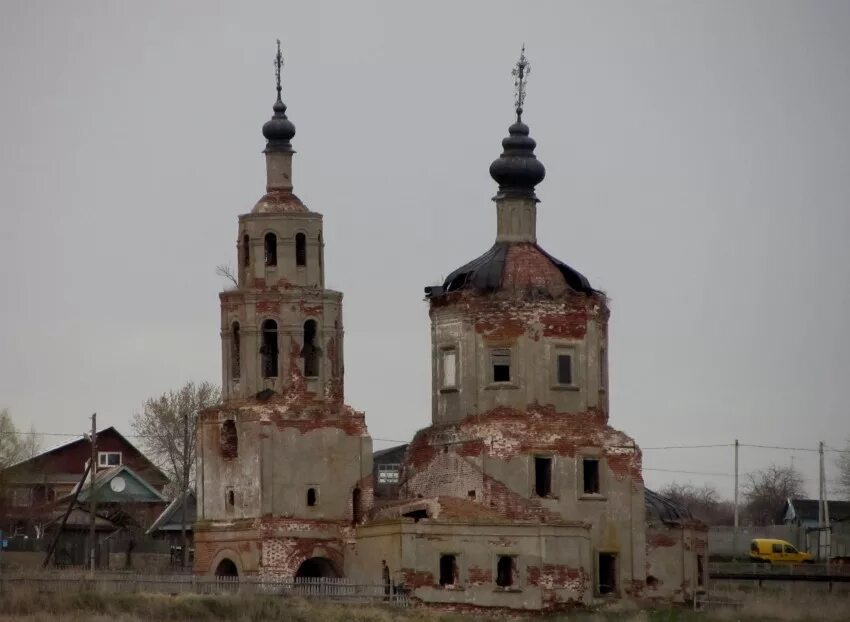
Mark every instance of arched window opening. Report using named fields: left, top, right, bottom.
left=302, top=320, right=319, bottom=377
left=261, top=319, right=279, bottom=378
left=295, top=232, right=306, bottom=266
left=242, top=234, right=250, bottom=268
left=221, top=420, right=238, bottom=459
left=231, top=322, right=241, bottom=380
left=295, top=557, right=338, bottom=578
left=307, top=487, right=317, bottom=507
left=215, top=558, right=239, bottom=577
left=352, top=488, right=362, bottom=525
left=264, top=233, right=277, bottom=266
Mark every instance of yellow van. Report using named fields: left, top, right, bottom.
left=749, top=539, right=813, bottom=564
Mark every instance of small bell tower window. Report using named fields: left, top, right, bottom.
left=261, top=319, right=279, bottom=378
left=302, top=319, right=319, bottom=377
left=264, top=233, right=277, bottom=266
left=242, top=234, right=250, bottom=268
left=231, top=322, right=241, bottom=380
left=295, top=232, right=306, bottom=267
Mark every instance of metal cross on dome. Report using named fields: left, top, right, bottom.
left=274, top=39, right=283, bottom=104
left=512, top=44, right=531, bottom=121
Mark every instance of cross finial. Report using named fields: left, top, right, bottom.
left=274, top=39, right=283, bottom=104
left=512, top=44, right=530, bottom=122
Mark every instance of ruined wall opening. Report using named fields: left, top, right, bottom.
left=496, top=555, right=516, bottom=588
left=534, top=456, right=552, bottom=497
left=295, top=232, right=306, bottom=266
left=491, top=348, right=511, bottom=383
left=231, top=322, right=241, bottom=380
left=302, top=319, right=319, bottom=377
left=352, top=487, right=361, bottom=524
left=583, top=458, right=600, bottom=494
left=557, top=353, right=573, bottom=385
left=598, top=553, right=617, bottom=595
left=225, top=489, right=235, bottom=507
left=261, top=319, right=278, bottom=377
left=439, top=554, right=458, bottom=586
left=697, top=555, right=705, bottom=587
left=306, top=487, right=317, bottom=507
left=295, top=557, right=339, bottom=578
left=264, top=232, right=277, bottom=266
left=220, top=420, right=238, bottom=459
left=242, top=234, right=250, bottom=268
left=215, top=558, right=238, bottom=577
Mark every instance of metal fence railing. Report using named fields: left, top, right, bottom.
left=710, top=562, right=850, bottom=577
left=0, top=571, right=411, bottom=606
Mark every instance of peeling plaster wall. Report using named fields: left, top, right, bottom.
left=645, top=524, right=708, bottom=603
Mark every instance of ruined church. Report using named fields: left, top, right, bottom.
left=194, top=46, right=707, bottom=610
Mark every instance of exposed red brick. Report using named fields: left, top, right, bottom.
left=502, top=244, right=569, bottom=297
left=401, top=569, right=435, bottom=589
left=648, top=533, right=677, bottom=549
left=467, top=565, right=492, bottom=586
left=256, top=300, right=278, bottom=314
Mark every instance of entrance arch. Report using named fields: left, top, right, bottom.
left=215, top=558, right=239, bottom=577
left=295, top=557, right=339, bottom=578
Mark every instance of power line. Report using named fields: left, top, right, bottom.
left=643, top=467, right=734, bottom=477
left=642, top=443, right=732, bottom=450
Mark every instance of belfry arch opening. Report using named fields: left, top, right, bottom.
left=242, top=234, right=250, bottom=268
left=302, top=319, right=319, bottom=377
left=261, top=319, right=279, bottom=378
left=295, top=232, right=306, bottom=266
left=231, top=322, right=241, bottom=379
left=295, top=557, right=339, bottom=579
left=264, top=232, right=277, bottom=266
left=215, top=558, right=239, bottom=577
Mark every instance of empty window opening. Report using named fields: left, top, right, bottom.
left=98, top=452, right=121, bottom=467
left=295, top=232, right=306, bottom=266
left=491, top=349, right=511, bottom=383
left=583, top=458, right=600, bottom=494
left=402, top=509, right=428, bottom=522
left=377, top=464, right=400, bottom=485
left=496, top=556, right=517, bottom=588
left=439, top=554, right=458, bottom=586
left=307, top=487, right=317, bottom=507
left=242, top=234, right=250, bottom=268
left=441, top=348, right=457, bottom=388
left=598, top=553, right=617, bottom=595
left=302, top=320, right=319, bottom=377
left=534, top=456, right=552, bottom=497
left=226, top=489, right=235, bottom=507
left=557, top=353, right=573, bottom=385
left=697, top=555, right=705, bottom=587
left=264, top=232, right=277, bottom=266
left=261, top=319, right=279, bottom=378
left=220, top=419, right=238, bottom=459
left=215, top=558, right=238, bottom=577
left=467, top=490, right=476, bottom=500
left=600, top=347, right=608, bottom=389
left=352, top=488, right=361, bottom=524
left=646, top=575, right=658, bottom=588
left=231, top=322, right=241, bottom=379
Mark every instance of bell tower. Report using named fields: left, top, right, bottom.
left=195, top=43, right=372, bottom=579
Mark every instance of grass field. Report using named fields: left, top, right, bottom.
left=0, top=589, right=849, bottom=621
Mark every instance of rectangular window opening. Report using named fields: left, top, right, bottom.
left=441, top=349, right=457, bottom=388
left=98, top=452, right=122, bottom=467
left=439, top=554, right=458, bottom=586
left=307, top=487, right=318, bottom=507
left=697, top=555, right=705, bottom=587
left=491, top=349, right=511, bottom=383
left=534, top=456, right=552, bottom=497
left=377, top=464, right=400, bottom=485
left=583, top=458, right=600, bottom=495
left=496, top=555, right=516, bottom=588
left=557, top=353, right=572, bottom=385
left=598, top=553, right=617, bottom=595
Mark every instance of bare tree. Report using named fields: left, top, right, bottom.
left=215, top=264, right=238, bottom=287
left=836, top=439, right=850, bottom=501
left=743, top=464, right=806, bottom=526
left=658, top=482, right=735, bottom=525
left=0, top=408, right=41, bottom=469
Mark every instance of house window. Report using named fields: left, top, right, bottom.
left=98, top=452, right=121, bottom=467
left=496, top=555, right=517, bottom=588
left=261, top=319, right=279, bottom=378
left=439, top=554, right=458, bottom=586
left=377, top=464, right=400, bottom=485
left=534, top=456, right=552, bottom=497
left=598, top=553, right=617, bottom=595
left=231, top=322, right=241, bottom=380
left=221, top=420, right=238, bottom=459
left=11, top=488, right=32, bottom=508
left=491, top=349, right=511, bottom=383
left=242, top=234, right=250, bottom=268
left=307, top=487, right=317, bottom=507
left=441, top=348, right=457, bottom=389
left=264, top=232, right=277, bottom=266
left=557, top=353, right=573, bottom=385
left=295, top=232, right=306, bottom=266
left=583, top=458, right=600, bottom=495
left=302, top=320, right=319, bottom=377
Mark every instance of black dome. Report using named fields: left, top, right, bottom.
left=489, top=116, right=546, bottom=201
left=263, top=100, right=295, bottom=150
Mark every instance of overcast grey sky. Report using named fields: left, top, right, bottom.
left=2, top=1, right=849, bottom=499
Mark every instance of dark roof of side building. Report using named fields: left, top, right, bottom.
left=781, top=498, right=850, bottom=524
left=644, top=489, right=694, bottom=524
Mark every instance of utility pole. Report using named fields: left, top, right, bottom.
left=89, top=413, right=97, bottom=577
left=733, top=439, right=739, bottom=560
left=181, top=410, right=189, bottom=569
left=819, top=441, right=831, bottom=562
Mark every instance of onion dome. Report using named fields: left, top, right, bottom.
left=488, top=116, right=546, bottom=201
left=263, top=41, right=296, bottom=152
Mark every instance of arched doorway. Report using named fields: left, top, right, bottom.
left=295, top=557, right=339, bottom=578
left=215, top=558, right=239, bottom=577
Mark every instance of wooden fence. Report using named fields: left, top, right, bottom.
left=0, top=572, right=410, bottom=606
